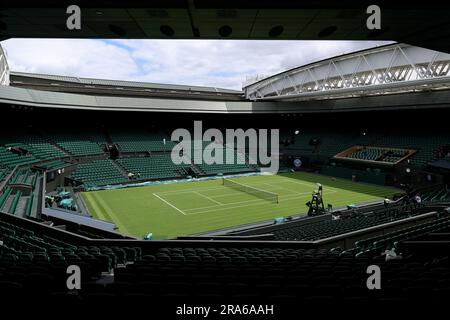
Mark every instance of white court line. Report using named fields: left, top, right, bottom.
left=156, top=186, right=226, bottom=196
left=153, top=178, right=338, bottom=216
left=183, top=194, right=266, bottom=209
left=157, top=181, right=293, bottom=197
left=184, top=192, right=317, bottom=215
left=183, top=190, right=337, bottom=214
left=206, top=190, right=312, bottom=201
left=154, top=177, right=337, bottom=196
left=193, top=191, right=223, bottom=205
left=260, top=182, right=302, bottom=195
left=251, top=180, right=337, bottom=196
left=153, top=193, right=186, bottom=215
left=275, top=178, right=340, bottom=192
left=234, top=178, right=320, bottom=191
left=154, top=177, right=316, bottom=196
left=182, top=189, right=337, bottom=212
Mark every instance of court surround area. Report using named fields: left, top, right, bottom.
left=82, top=172, right=399, bottom=239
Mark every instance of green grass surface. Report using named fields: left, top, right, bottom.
left=82, top=172, right=399, bottom=239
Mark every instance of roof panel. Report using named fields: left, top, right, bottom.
left=10, top=71, right=242, bottom=94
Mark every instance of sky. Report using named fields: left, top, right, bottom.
left=2, top=39, right=393, bottom=90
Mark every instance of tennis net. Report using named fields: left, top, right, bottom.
left=222, top=178, right=279, bottom=203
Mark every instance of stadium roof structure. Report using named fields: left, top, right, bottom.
left=1, top=43, right=450, bottom=113
left=1, top=1, right=450, bottom=53
left=10, top=71, right=241, bottom=94
left=0, top=85, right=252, bottom=113
left=9, top=71, right=243, bottom=101
left=243, top=43, right=450, bottom=101
left=2, top=78, right=450, bottom=114
left=0, top=44, right=9, bottom=86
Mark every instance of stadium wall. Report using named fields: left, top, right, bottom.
left=321, top=165, right=386, bottom=185
left=2, top=85, right=450, bottom=114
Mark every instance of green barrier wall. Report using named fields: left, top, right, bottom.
left=322, top=165, right=386, bottom=185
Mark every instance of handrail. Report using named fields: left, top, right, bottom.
left=0, top=165, right=19, bottom=193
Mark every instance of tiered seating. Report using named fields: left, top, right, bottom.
left=44, top=132, right=105, bottom=156
left=69, top=159, right=127, bottom=187
left=0, top=216, right=142, bottom=298
left=1, top=207, right=450, bottom=301
left=0, top=168, right=9, bottom=182
left=189, top=141, right=255, bottom=175
left=421, top=188, right=450, bottom=203
left=240, top=204, right=421, bottom=241
left=383, top=154, right=405, bottom=163
left=368, top=132, right=450, bottom=166
left=1, top=242, right=449, bottom=301
left=280, top=128, right=450, bottom=166
left=352, top=215, right=450, bottom=255
left=1, top=169, right=22, bottom=210
left=347, top=147, right=385, bottom=161
left=117, top=154, right=189, bottom=180
left=0, top=191, right=12, bottom=212
left=346, top=147, right=408, bottom=163
left=0, top=146, right=38, bottom=168
left=107, top=244, right=450, bottom=302
left=0, top=168, right=40, bottom=217
left=282, top=130, right=358, bottom=157
left=111, top=131, right=176, bottom=152
left=5, top=136, right=67, bottom=161
left=0, top=133, right=68, bottom=169
left=281, top=131, right=315, bottom=152
left=273, top=215, right=384, bottom=241
left=317, top=131, right=358, bottom=157
left=37, top=159, right=71, bottom=170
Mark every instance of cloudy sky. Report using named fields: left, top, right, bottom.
left=2, top=39, right=393, bottom=90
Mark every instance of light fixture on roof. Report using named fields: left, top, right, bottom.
left=294, top=130, right=300, bottom=135
left=406, top=168, right=411, bottom=173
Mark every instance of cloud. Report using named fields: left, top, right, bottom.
left=2, top=39, right=140, bottom=80
left=2, top=39, right=393, bottom=90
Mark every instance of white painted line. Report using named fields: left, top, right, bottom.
left=156, top=186, right=226, bottom=196
left=261, top=182, right=300, bottom=195
left=182, top=190, right=337, bottom=213
left=184, top=192, right=316, bottom=215
left=152, top=177, right=334, bottom=197
left=276, top=178, right=340, bottom=192
left=153, top=193, right=186, bottom=215
left=153, top=176, right=338, bottom=216
left=208, top=189, right=287, bottom=199
left=194, top=191, right=223, bottom=205
left=184, top=191, right=331, bottom=214
left=186, top=190, right=356, bottom=216
left=182, top=195, right=265, bottom=211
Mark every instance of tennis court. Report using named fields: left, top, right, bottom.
left=152, top=176, right=336, bottom=216
left=82, top=172, right=399, bottom=239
